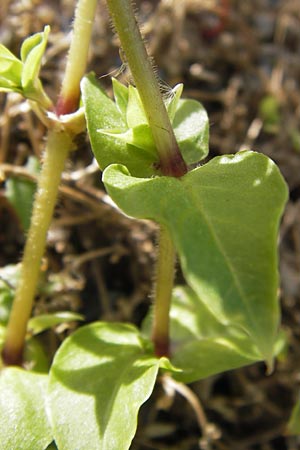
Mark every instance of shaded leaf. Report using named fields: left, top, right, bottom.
left=28, top=311, right=84, bottom=335
left=5, top=156, right=39, bottom=232
left=143, top=286, right=261, bottom=383
left=287, top=396, right=300, bottom=435
left=48, top=322, right=162, bottom=450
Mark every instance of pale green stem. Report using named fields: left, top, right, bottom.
left=151, top=226, right=176, bottom=357
left=106, top=0, right=187, bottom=177
left=2, top=131, right=72, bottom=365
left=56, top=0, right=98, bottom=115
left=2, top=0, right=97, bottom=365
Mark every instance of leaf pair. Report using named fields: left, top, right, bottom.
left=82, top=74, right=209, bottom=177
left=0, top=27, right=51, bottom=107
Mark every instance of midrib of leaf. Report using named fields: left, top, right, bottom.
left=101, top=352, right=147, bottom=448
left=181, top=179, right=263, bottom=346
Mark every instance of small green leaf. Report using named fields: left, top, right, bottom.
left=0, top=264, right=21, bottom=325
left=21, top=26, right=50, bottom=100
left=287, top=396, right=300, bottom=435
left=48, top=322, right=161, bottom=450
left=165, top=84, right=183, bottom=122
left=24, top=337, right=50, bottom=373
left=28, top=311, right=84, bottom=335
left=5, top=156, right=39, bottom=232
left=0, top=368, right=53, bottom=450
left=126, top=85, right=148, bottom=128
left=112, top=77, right=129, bottom=118
left=173, top=98, right=209, bottom=164
left=82, top=73, right=158, bottom=177
left=0, top=44, right=23, bottom=92
left=103, top=151, right=288, bottom=362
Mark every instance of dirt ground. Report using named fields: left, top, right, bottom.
left=1, top=1, right=300, bottom=449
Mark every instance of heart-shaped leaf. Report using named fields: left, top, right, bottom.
left=0, top=368, right=52, bottom=450
left=48, top=322, right=163, bottom=450
left=103, top=151, right=288, bottom=363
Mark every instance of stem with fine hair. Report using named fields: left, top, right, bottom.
left=56, top=0, right=98, bottom=115
left=105, top=0, right=187, bottom=177
left=106, top=0, right=183, bottom=356
left=2, top=0, right=97, bottom=366
left=2, top=131, right=72, bottom=365
left=151, top=226, right=176, bottom=357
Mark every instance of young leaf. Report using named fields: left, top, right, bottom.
left=5, top=156, right=40, bottom=232
left=143, top=286, right=261, bottom=383
left=28, top=311, right=84, bottom=335
left=126, top=84, right=148, bottom=128
left=81, top=73, right=158, bottom=177
left=112, top=77, right=129, bottom=118
left=48, top=322, right=161, bottom=450
left=165, top=83, right=183, bottom=121
left=0, top=368, right=53, bottom=450
left=103, top=151, right=288, bottom=363
left=0, top=264, right=21, bottom=324
left=21, top=26, right=50, bottom=101
left=82, top=74, right=209, bottom=176
left=173, top=98, right=209, bottom=164
left=0, top=44, right=23, bottom=92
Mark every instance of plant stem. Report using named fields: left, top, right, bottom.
left=106, top=0, right=187, bottom=177
left=2, top=131, right=72, bottom=366
left=2, top=0, right=97, bottom=365
left=151, top=226, right=176, bottom=357
left=56, top=0, right=98, bottom=115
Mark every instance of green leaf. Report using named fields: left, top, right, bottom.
left=48, top=322, right=161, bottom=450
left=0, top=44, right=23, bottom=92
left=112, top=77, right=129, bottom=118
left=126, top=85, right=148, bottom=128
left=0, top=264, right=21, bottom=325
left=21, top=26, right=50, bottom=100
left=143, top=286, right=261, bottom=383
left=103, top=151, right=288, bottom=362
left=165, top=83, right=183, bottom=121
left=287, top=396, right=300, bottom=435
left=81, top=73, right=158, bottom=177
left=0, top=368, right=52, bottom=450
left=82, top=75, right=209, bottom=177
left=173, top=98, right=209, bottom=164
left=28, top=311, right=84, bottom=335
left=5, top=156, right=39, bottom=232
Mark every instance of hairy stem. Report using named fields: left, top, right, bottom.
left=106, top=0, right=187, bottom=177
left=151, top=226, right=176, bottom=357
left=2, top=131, right=72, bottom=366
left=2, top=0, right=97, bottom=366
left=56, top=0, right=98, bottom=115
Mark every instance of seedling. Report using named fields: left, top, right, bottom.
left=0, top=0, right=288, bottom=448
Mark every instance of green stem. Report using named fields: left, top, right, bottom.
left=151, top=226, right=176, bottom=357
left=2, top=131, right=72, bottom=366
left=2, top=0, right=97, bottom=365
left=106, top=0, right=187, bottom=177
left=56, top=0, right=98, bottom=115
